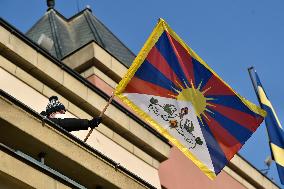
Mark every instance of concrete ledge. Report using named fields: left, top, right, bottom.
left=228, top=155, right=279, bottom=189
left=0, top=94, right=154, bottom=189
left=0, top=151, right=73, bottom=189
left=63, top=43, right=96, bottom=70
left=81, top=66, right=117, bottom=88
left=0, top=25, right=10, bottom=48
left=62, top=42, right=127, bottom=83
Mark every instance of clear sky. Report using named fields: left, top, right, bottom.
left=1, top=0, right=283, bottom=187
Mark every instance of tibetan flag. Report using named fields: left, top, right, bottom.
left=250, top=68, right=284, bottom=184
left=115, top=19, right=266, bottom=179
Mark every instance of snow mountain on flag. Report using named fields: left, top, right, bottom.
left=114, top=19, right=266, bottom=179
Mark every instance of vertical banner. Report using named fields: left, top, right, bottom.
left=249, top=68, right=284, bottom=184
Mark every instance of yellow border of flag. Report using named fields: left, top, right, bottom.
left=114, top=18, right=266, bottom=179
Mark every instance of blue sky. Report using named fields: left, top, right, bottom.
left=1, top=0, right=283, bottom=187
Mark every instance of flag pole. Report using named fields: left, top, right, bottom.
left=248, top=67, right=274, bottom=158
left=84, top=93, right=115, bottom=142
left=247, top=66, right=262, bottom=105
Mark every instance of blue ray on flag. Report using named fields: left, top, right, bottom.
left=199, top=118, right=228, bottom=174
left=192, top=58, right=212, bottom=90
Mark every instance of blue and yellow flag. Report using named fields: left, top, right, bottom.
left=250, top=68, right=284, bottom=184
left=115, top=19, right=266, bottom=179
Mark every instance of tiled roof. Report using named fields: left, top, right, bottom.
left=26, top=8, right=135, bottom=67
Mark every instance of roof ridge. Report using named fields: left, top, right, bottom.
left=51, top=8, right=89, bottom=22
left=47, top=10, right=63, bottom=58
left=83, top=10, right=105, bottom=48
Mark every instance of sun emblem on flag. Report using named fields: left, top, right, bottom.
left=172, top=80, right=215, bottom=123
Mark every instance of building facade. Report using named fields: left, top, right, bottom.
left=0, top=2, right=279, bottom=189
